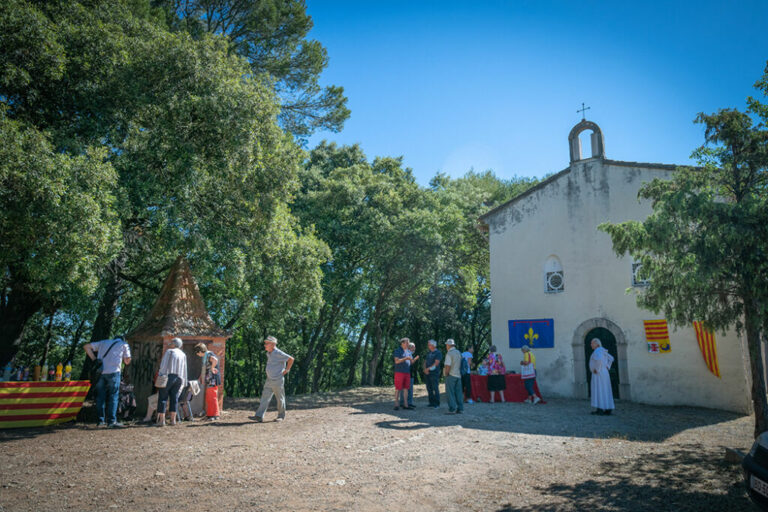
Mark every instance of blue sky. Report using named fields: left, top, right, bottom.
left=306, top=1, right=768, bottom=185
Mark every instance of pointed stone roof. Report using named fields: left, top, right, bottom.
left=127, top=256, right=230, bottom=340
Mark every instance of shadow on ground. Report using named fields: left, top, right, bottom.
left=0, top=421, right=85, bottom=443
left=224, top=386, right=385, bottom=411
left=2, top=385, right=750, bottom=444
left=494, top=443, right=756, bottom=512
left=226, top=384, right=750, bottom=442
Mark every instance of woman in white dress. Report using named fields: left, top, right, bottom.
left=589, top=338, right=615, bottom=416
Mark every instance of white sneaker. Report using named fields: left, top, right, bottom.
left=523, top=398, right=532, bottom=404
left=533, top=396, right=541, bottom=404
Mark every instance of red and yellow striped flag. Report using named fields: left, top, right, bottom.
left=644, top=319, right=671, bottom=353
left=0, top=380, right=90, bottom=429
left=693, top=321, right=721, bottom=378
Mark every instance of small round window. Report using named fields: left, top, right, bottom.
left=543, top=256, right=564, bottom=294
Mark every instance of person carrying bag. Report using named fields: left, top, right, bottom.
left=155, top=338, right=187, bottom=427
left=84, top=335, right=132, bottom=428
left=89, top=339, right=120, bottom=383
left=520, top=345, right=540, bottom=404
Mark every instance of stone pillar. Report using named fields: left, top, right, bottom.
left=570, top=135, right=582, bottom=162
left=591, top=132, right=601, bottom=158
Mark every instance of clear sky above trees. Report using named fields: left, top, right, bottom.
left=306, top=0, right=768, bottom=184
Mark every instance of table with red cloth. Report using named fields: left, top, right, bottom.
left=470, top=374, right=542, bottom=403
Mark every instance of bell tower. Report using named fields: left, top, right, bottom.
left=568, top=120, right=605, bottom=163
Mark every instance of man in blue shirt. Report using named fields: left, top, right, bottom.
left=252, top=336, right=294, bottom=423
left=422, top=339, right=442, bottom=408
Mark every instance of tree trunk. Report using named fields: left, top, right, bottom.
left=366, top=321, right=384, bottom=385
left=346, top=323, right=368, bottom=386
left=302, top=301, right=346, bottom=394
left=360, top=329, right=370, bottom=385
left=0, top=286, right=42, bottom=367
left=745, top=298, right=768, bottom=437
left=311, top=347, right=326, bottom=393
left=79, top=259, right=123, bottom=381
left=90, top=260, right=123, bottom=343
left=65, top=318, right=87, bottom=365
left=374, top=329, right=393, bottom=386
left=310, top=304, right=349, bottom=392
left=293, top=306, right=327, bottom=394
left=39, top=311, right=56, bottom=366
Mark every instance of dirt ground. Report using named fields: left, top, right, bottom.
left=0, top=385, right=759, bottom=511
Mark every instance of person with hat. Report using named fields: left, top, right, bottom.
left=251, top=336, right=294, bottom=422
left=443, top=339, right=464, bottom=414
left=520, top=345, right=540, bottom=404
left=399, top=342, right=420, bottom=410
left=392, top=337, right=413, bottom=411
left=422, top=339, right=442, bottom=408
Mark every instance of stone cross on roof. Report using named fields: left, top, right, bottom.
left=577, top=102, right=591, bottom=120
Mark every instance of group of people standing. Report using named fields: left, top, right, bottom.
left=151, top=338, right=222, bottom=426
left=392, top=336, right=616, bottom=416
left=84, top=333, right=614, bottom=426
left=395, top=337, right=466, bottom=413
left=84, top=336, right=222, bottom=427
left=393, top=338, right=541, bottom=413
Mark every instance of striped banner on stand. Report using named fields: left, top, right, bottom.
left=0, top=381, right=90, bottom=428
left=693, top=321, right=721, bottom=378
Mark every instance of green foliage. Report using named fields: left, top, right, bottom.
left=1, top=0, right=536, bottom=403
left=599, top=66, right=768, bottom=435
left=277, top=145, right=538, bottom=390
left=162, top=0, right=350, bottom=138
left=403, top=171, right=538, bottom=360
left=599, top=114, right=768, bottom=333
left=0, top=0, right=325, bottom=369
left=0, top=0, right=65, bottom=92
left=0, top=114, right=121, bottom=309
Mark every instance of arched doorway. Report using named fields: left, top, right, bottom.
left=584, top=327, right=620, bottom=399
left=571, top=318, right=630, bottom=400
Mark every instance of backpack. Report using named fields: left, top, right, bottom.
left=90, top=339, right=120, bottom=382
left=460, top=356, right=470, bottom=376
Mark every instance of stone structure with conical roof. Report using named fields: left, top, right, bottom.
left=126, top=256, right=230, bottom=416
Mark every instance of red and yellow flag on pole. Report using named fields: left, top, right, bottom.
left=693, top=321, right=721, bottom=378
left=644, top=319, right=671, bottom=353
left=0, top=380, right=90, bottom=429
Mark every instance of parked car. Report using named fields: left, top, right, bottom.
left=743, top=432, right=768, bottom=510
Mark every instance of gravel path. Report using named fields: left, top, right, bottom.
left=0, top=385, right=758, bottom=511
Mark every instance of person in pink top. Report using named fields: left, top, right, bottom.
left=485, top=345, right=506, bottom=403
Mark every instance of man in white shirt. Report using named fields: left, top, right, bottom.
left=84, top=335, right=131, bottom=428
left=251, top=336, right=294, bottom=423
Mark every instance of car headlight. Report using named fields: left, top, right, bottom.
left=749, top=432, right=768, bottom=457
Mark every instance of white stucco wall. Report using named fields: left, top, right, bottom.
left=484, top=157, right=751, bottom=413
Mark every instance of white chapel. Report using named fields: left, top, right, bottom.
left=479, top=119, right=751, bottom=413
